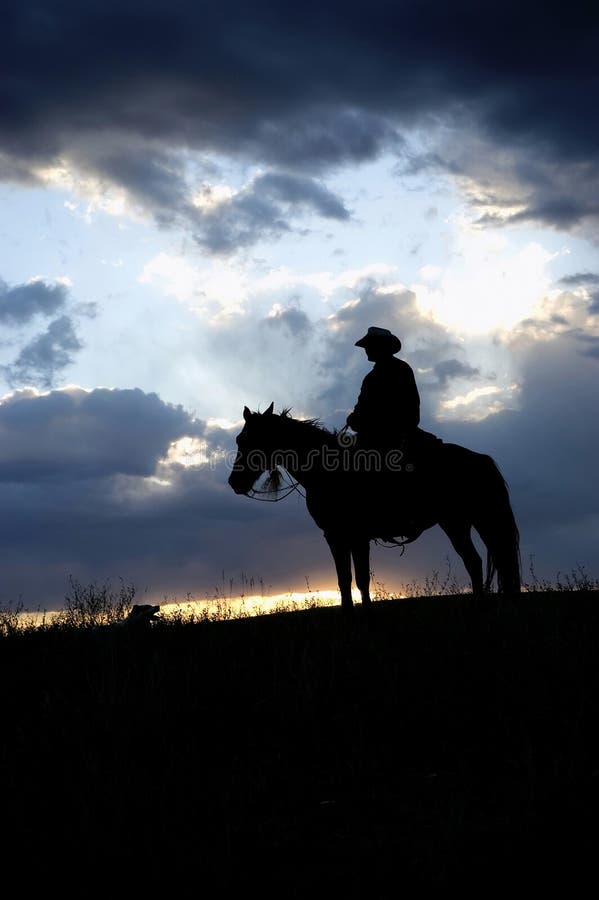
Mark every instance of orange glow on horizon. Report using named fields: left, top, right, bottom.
left=160, top=588, right=361, bottom=620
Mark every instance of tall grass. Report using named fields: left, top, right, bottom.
left=523, top=557, right=599, bottom=592
left=1, top=559, right=597, bottom=637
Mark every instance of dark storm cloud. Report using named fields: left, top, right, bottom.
left=0, top=277, right=68, bottom=324
left=91, top=146, right=190, bottom=228
left=404, top=141, right=599, bottom=233
left=0, top=276, right=99, bottom=389
left=0, top=386, right=205, bottom=482
left=265, top=303, right=313, bottom=338
left=559, top=273, right=599, bottom=287
left=255, top=173, right=349, bottom=220
left=242, top=109, right=401, bottom=171
left=74, top=142, right=351, bottom=250
left=0, top=152, right=40, bottom=185
left=193, top=172, right=350, bottom=254
left=4, top=315, right=82, bottom=389
left=1, top=1, right=598, bottom=232
left=556, top=273, right=599, bottom=315
left=433, top=359, right=480, bottom=388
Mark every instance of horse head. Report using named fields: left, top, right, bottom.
left=228, top=402, right=276, bottom=495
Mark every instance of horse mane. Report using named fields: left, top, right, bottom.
left=278, top=407, right=337, bottom=436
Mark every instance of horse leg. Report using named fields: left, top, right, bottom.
left=324, top=532, right=354, bottom=613
left=440, top=520, right=484, bottom=596
left=351, top=540, right=372, bottom=608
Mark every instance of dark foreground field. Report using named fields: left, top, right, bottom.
left=3, top=590, right=599, bottom=892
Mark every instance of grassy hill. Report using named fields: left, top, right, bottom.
left=2, top=588, right=599, bottom=891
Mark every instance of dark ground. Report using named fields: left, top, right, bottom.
left=2, top=590, right=599, bottom=893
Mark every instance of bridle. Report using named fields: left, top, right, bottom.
left=247, top=466, right=306, bottom=502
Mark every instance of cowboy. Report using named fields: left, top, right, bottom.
left=346, top=326, right=420, bottom=452
left=347, top=325, right=442, bottom=543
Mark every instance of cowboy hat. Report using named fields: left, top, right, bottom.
left=355, top=326, right=401, bottom=353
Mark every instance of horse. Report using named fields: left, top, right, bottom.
left=228, top=402, right=521, bottom=612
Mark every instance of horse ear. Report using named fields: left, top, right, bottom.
left=264, top=401, right=274, bottom=416
left=243, top=406, right=251, bottom=422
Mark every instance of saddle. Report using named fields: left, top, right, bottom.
left=401, top=427, right=444, bottom=472
left=353, top=428, right=443, bottom=543
left=353, top=427, right=443, bottom=474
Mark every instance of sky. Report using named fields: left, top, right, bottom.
left=1, top=0, right=598, bottom=610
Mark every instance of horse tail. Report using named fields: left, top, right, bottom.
left=474, top=455, right=521, bottom=594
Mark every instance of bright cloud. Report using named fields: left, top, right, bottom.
left=34, top=161, right=139, bottom=222
left=139, top=253, right=247, bottom=317
left=413, top=222, right=556, bottom=334
left=439, top=384, right=520, bottom=420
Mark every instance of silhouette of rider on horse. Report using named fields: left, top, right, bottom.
left=346, top=326, right=441, bottom=537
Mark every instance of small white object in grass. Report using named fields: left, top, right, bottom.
left=117, top=604, right=161, bottom=627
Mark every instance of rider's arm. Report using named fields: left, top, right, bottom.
left=404, top=365, right=421, bottom=427
left=346, top=372, right=374, bottom=431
